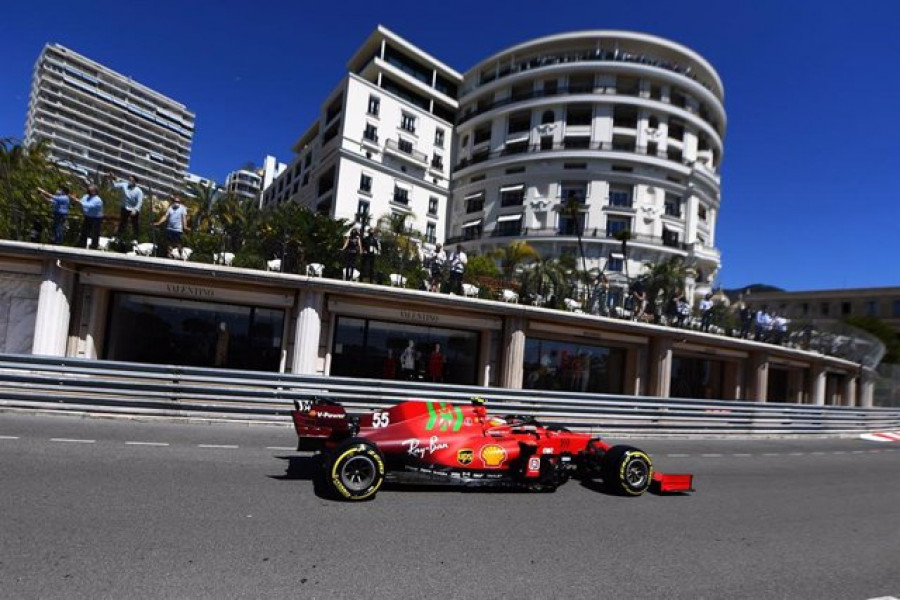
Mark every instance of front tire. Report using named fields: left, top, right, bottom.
left=324, top=438, right=385, bottom=501
left=602, top=445, right=653, bottom=496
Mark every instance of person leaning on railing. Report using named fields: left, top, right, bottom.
left=72, top=184, right=104, bottom=250
left=36, top=185, right=71, bottom=245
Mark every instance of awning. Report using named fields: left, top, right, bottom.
left=464, top=191, right=485, bottom=200
left=393, top=180, right=411, bottom=190
left=610, top=253, right=625, bottom=260
left=505, top=134, right=529, bottom=144
left=496, top=214, right=523, bottom=223
left=462, top=219, right=482, bottom=228
left=499, top=184, right=525, bottom=193
left=564, top=130, right=591, bottom=136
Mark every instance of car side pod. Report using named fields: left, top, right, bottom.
left=651, top=472, right=694, bottom=494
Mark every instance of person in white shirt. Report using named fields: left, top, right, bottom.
left=448, top=244, right=467, bottom=295
left=109, top=172, right=144, bottom=241
left=699, top=293, right=714, bottom=332
left=153, top=195, right=190, bottom=257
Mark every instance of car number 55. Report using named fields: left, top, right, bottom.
left=372, top=412, right=390, bottom=428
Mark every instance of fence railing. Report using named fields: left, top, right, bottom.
left=0, top=353, right=898, bottom=436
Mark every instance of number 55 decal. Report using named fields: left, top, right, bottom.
left=372, top=412, right=390, bottom=428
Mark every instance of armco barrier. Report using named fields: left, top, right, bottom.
left=1, top=353, right=899, bottom=436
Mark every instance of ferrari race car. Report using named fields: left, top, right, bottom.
left=290, top=396, right=693, bottom=501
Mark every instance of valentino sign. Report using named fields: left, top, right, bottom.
left=166, top=283, right=215, bottom=298
left=399, top=310, right=440, bottom=324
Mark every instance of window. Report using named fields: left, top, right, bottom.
left=357, top=199, right=370, bottom=220
left=474, top=125, right=491, bottom=145
left=670, top=89, right=688, bottom=108
left=566, top=104, right=592, bottom=126
left=495, top=214, right=522, bottom=237
left=431, top=154, right=444, bottom=170
left=541, top=110, right=555, bottom=125
left=434, top=128, right=445, bottom=148
left=664, top=194, right=682, bottom=218
left=616, top=76, right=640, bottom=96
left=609, top=185, right=632, bottom=208
left=398, top=138, right=414, bottom=154
left=363, top=123, right=378, bottom=143
left=508, top=111, right=531, bottom=135
left=564, top=163, right=587, bottom=170
left=569, top=74, right=594, bottom=94
left=864, top=300, right=878, bottom=316
left=893, top=299, right=900, bottom=317
left=425, top=222, right=437, bottom=244
left=668, top=118, right=685, bottom=141
left=367, top=95, right=380, bottom=116
left=393, top=185, right=409, bottom=205
left=561, top=181, right=587, bottom=203
left=662, top=229, right=680, bottom=247
left=400, top=113, right=416, bottom=133
left=698, top=205, right=708, bottom=221
left=359, top=173, right=372, bottom=193
left=500, top=184, right=525, bottom=207
left=607, top=254, right=624, bottom=272
left=558, top=212, right=585, bottom=236
left=465, top=191, right=485, bottom=213
left=613, top=105, right=639, bottom=128
left=563, top=136, right=590, bottom=149
left=428, top=196, right=439, bottom=215
left=606, top=216, right=631, bottom=237
left=503, top=139, right=528, bottom=155
left=506, top=166, right=525, bottom=174
left=511, top=82, right=532, bottom=101
left=820, top=302, right=830, bottom=317
left=840, top=301, right=852, bottom=316
left=462, top=220, right=482, bottom=240
left=543, top=79, right=558, bottom=95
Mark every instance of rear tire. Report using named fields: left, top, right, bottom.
left=323, top=438, right=385, bottom=501
left=602, top=445, right=653, bottom=496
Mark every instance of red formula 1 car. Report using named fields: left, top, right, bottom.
left=290, top=396, right=693, bottom=501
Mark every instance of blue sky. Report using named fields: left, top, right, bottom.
left=2, top=0, right=898, bottom=291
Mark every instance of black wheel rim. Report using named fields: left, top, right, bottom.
left=625, top=458, right=649, bottom=489
left=341, top=455, right=376, bottom=492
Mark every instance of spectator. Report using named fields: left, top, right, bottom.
left=360, top=227, right=379, bottom=283
left=110, top=172, right=144, bottom=241
left=153, top=195, right=190, bottom=257
left=629, top=279, right=647, bottom=321
left=341, top=228, right=361, bottom=281
left=738, top=300, right=754, bottom=339
left=448, top=244, right=467, bottom=295
left=772, top=313, right=789, bottom=345
left=589, top=274, right=610, bottom=316
left=429, top=243, right=446, bottom=293
left=74, top=184, right=104, bottom=250
left=37, top=185, right=71, bottom=244
left=754, top=306, right=772, bottom=341
left=699, top=293, right=714, bottom=332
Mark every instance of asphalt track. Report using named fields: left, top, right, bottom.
left=1, top=412, right=899, bottom=600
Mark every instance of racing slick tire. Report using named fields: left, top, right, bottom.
left=323, top=438, right=385, bottom=501
left=601, top=445, right=653, bottom=496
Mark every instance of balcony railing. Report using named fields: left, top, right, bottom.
left=384, top=138, right=428, bottom=164
left=446, top=228, right=691, bottom=250
left=454, top=141, right=697, bottom=172
left=464, top=46, right=715, bottom=98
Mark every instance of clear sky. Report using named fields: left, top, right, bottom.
left=2, top=0, right=898, bottom=291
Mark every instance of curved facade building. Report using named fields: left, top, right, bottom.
left=448, top=31, right=726, bottom=298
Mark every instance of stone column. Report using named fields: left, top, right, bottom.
left=291, top=289, right=324, bottom=375
left=31, top=259, right=74, bottom=356
left=843, top=374, right=858, bottom=407
left=646, top=336, right=672, bottom=397
left=722, top=360, right=742, bottom=400
left=788, top=369, right=806, bottom=404
left=83, top=287, right=110, bottom=359
left=746, top=351, right=769, bottom=402
left=624, top=346, right=642, bottom=395
left=859, top=370, right=875, bottom=408
left=500, top=316, right=525, bottom=389
left=809, top=363, right=826, bottom=406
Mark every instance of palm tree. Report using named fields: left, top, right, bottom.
left=492, top=240, right=539, bottom=286
left=637, top=256, right=689, bottom=319
left=559, top=190, right=589, bottom=279
left=614, top=228, right=633, bottom=280
left=186, top=182, right=220, bottom=232
left=520, top=258, right=568, bottom=307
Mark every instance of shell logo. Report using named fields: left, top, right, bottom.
left=480, top=444, right=508, bottom=468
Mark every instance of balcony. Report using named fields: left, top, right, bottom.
left=454, top=140, right=696, bottom=172
left=384, top=138, right=428, bottom=165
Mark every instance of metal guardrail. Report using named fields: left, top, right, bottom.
left=0, top=353, right=898, bottom=436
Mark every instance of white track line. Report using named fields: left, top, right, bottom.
left=266, top=446, right=295, bottom=451
left=667, top=453, right=691, bottom=458
left=197, top=444, right=238, bottom=449
left=0, top=435, right=20, bottom=440
left=701, top=453, right=723, bottom=457
left=126, top=441, right=169, bottom=447
left=50, top=438, right=95, bottom=444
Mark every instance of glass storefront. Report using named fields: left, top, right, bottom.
left=670, top=356, right=725, bottom=399
left=330, top=316, right=480, bottom=384
left=105, top=293, right=285, bottom=371
left=523, top=337, right=626, bottom=394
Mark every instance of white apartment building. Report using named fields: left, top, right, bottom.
left=265, top=28, right=726, bottom=297
left=450, top=31, right=726, bottom=300
left=226, top=155, right=287, bottom=206
left=24, top=44, right=195, bottom=197
left=264, top=26, right=460, bottom=246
